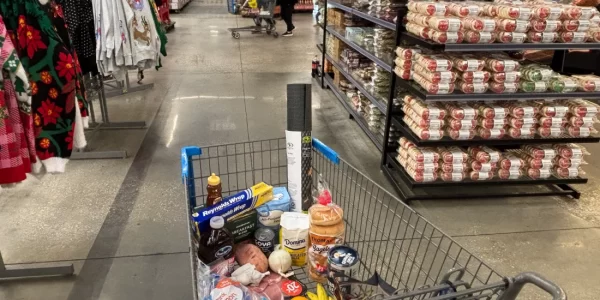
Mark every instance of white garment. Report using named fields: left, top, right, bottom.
left=121, top=0, right=160, bottom=69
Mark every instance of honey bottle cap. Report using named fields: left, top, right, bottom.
left=207, top=173, right=221, bottom=186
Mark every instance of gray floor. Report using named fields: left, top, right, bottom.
left=1, top=1, right=600, bottom=299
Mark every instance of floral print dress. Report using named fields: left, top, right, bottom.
left=0, top=0, right=87, bottom=173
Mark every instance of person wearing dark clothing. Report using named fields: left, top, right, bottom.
left=280, top=0, right=296, bottom=36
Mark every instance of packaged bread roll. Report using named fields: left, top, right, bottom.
left=405, top=99, right=447, bottom=120
left=413, top=63, right=457, bottom=84
left=413, top=73, right=456, bottom=94
left=537, top=127, right=565, bottom=137
left=459, top=70, right=491, bottom=83
left=553, top=166, right=581, bottom=178
left=527, top=168, right=551, bottom=179
left=399, top=137, right=415, bottom=150
left=490, top=71, right=521, bottom=83
left=573, top=75, right=600, bottom=92
left=477, top=127, right=506, bottom=139
left=483, top=55, right=521, bottom=72
left=395, top=46, right=421, bottom=60
left=406, top=146, right=440, bottom=163
left=463, top=17, right=496, bottom=32
left=495, top=19, right=530, bottom=33
left=464, top=31, right=496, bottom=43
left=566, top=115, right=595, bottom=128
left=507, top=116, right=536, bottom=128
left=439, top=171, right=467, bottom=182
left=414, top=53, right=454, bottom=72
left=498, top=154, right=524, bottom=170
left=467, top=158, right=497, bottom=172
left=506, top=126, right=536, bottom=138
left=553, top=156, right=583, bottom=169
left=496, top=32, right=527, bottom=43
left=446, top=118, right=477, bottom=130
left=477, top=117, right=507, bottom=129
left=538, top=116, right=567, bottom=128
left=566, top=125, right=591, bottom=137
left=553, top=144, right=584, bottom=159
left=456, top=81, right=489, bottom=93
left=407, top=1, right=448, bottom=16
left=450, top=55, right=485, bottom=72
left=521, top=145, right=556, bottom=159
left=446, top=128, right=475, bottom=140
left=489, top=82, right=519, bottom=93
left=308, top=199, right=344, bottom=283
left=558, top=31, right=588, bottom=43
left=530, top=20, right=562, bottom=32
left=440, top=162, right=469, bottom=173
left=448, top=2, right=481, bottom=17
left=498, top=168, right=523, bottom=180
left=403, top=157, right=439, bottom=173
left=468, top=145, right=501, bottom=163
left=470, top=170, right=494, bottom=180
left=566, top=99, right=599, bottom=117
left=474, top=103, right=509, bottom=119
left=437, top=146, right=468, bottom=163
left=536, top=104, right=568, bottom=118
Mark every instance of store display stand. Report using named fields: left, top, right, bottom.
left=104, top=71, right=155, bottom=99
left=317, top=1, right=600, bottom=202
left=71, top=74, right=147, bottom=160
left=0, top=251, right=73, bottom=279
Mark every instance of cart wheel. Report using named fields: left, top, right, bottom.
left=232, top=31, right=240, bottom=39
left=273, top=32, right=279, bottom=38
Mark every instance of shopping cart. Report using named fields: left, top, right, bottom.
left=228, top=0, right=278, bottom=38
left=181, top=138, right=567, bottom=300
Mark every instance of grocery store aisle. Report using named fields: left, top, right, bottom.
left=1, top=0, right=600, bottom=299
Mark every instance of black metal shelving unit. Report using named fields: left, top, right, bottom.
left=316, top=1, right=600, bottom=202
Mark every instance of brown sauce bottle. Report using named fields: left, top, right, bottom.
left=206, top=173, right=222, bottom=207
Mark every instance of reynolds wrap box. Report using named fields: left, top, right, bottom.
left=194, top=182, right=273, bottom=232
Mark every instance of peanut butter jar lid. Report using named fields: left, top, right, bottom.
left=207, top=173, right=221, bottom=186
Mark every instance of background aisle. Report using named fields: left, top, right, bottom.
left=0, top=0, right=599, bottom=299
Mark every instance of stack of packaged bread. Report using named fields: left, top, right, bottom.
left=308, top=192, right=345, bottom=283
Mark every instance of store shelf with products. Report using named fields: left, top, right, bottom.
left=401, top=32, right=600, bottom=52
left=396, top=76, right=600, bottom=101
left=324, top=75, right=384, bottom=151
left=326, top=0, right=396, bottom=30
left=323, top=51, right=388, bottom=114
left=391, top=116, right=600, bottom=147
left=326, top=26, right=393, bottom=72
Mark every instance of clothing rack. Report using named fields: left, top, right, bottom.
left=104, top=70, right=155, bottom=99
left=0, top=251, right=73, bottom=279
left=71, top=74, right=147, bottom=160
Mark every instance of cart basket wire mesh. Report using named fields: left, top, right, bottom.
left=181, top=138, right=567, bottom=300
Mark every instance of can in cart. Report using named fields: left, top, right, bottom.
left=326, top=245, right=359, bottom=296
left=254, top=227, right=275, bottom=255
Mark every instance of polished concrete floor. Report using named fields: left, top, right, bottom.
left=1, top=1, right=600, bottom=299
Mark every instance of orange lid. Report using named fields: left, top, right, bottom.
left=207, top=173, right=221, bottom=186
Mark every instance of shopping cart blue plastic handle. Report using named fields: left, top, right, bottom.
left=181, top=138, right=339, bottom=181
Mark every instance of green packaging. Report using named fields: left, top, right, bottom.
left=225, top=210, right=257, bottom=243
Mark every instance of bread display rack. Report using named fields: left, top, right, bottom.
left=317, top=0, right=600, bottom=202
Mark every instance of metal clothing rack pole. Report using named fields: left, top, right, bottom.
left=0, top=251, right=73, bottom=279
left=104, top=70, right=155, bottom=99
left=70, top=74, right=148, bottom=160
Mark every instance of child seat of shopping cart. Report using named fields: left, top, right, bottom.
left=229, top=0, right=278, bottom=38
left=181, top=137, right=568, bottom=300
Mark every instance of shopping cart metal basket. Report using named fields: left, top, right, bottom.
left=228, top=0, right=278, bottom=38
left=181, top=138, right=567, bottom=300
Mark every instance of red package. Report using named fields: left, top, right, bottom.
left=561, top=6, right=595, bottom=20
left=538, top=117, right=567, bottom=128
left=442, top=103, right=478, bottom=120
left=404, top=157, right=439, bottom=173
left=450, top=55, right=485, bottom=72
left=477, top=117, right=507, bottom=129
left=566, top=115, right=595, bottom=128
left=498, top=154, right=524, bottom=170
left=553, top=166, right=580, bottom=178
left=440, top=162, right=469, bottom=173
left=456, top=81, right=489, bottom=93
left=527, top=32, right=558, bottom=43
left=483, top=55, right=521, bottom=72
left=506, top=126, right=536, bottom=138
left=553, top=144, right=584, bottom=159
left=446, top=128, right=475, bottom=140
left=406, top=98, right=447, bottom=120
left=395, top=46, right=421, bottom=60
left=413, top=63, right=457, bottom=84
left=406, top=23, right=432, bottom=39
left=427, top=16, right=464, bottom=32
left=431, top=30, right=465, bottom=43
left=573, top=75, right=600, bottom=93
left=403, top=115, right=443, bottom=130
left=437, top=146, right=469, bottom=163
left=394, top=57, right=413, bottom=69
left=468, top=158, right=497, bottom=172
left=475, top=103, right=508, bottom=119
left=446, top=117, right=476, bottom=130
left=476, top=127, right=506, bottom=139
left=553, top=156, right=583, bottom=169
left=490, top=71, right=521, bottom=83
left=413, top=73, right=456, bottom=94
left=414, top=53, right=453, bottom=72
left=468, top=145, right=501, bottom=163
left=521, top=145, right=556, bottom=159
left=558, top=31, right=588, bottom=43
left=495, top=19, right=530, bottom=33
left=537, top=126, right=565, bottom=137
left=566, top=99, right=599, bottom=117
left=530, top=19, right=562, bottom=32
left=527, top=168, right=551, bottom=179
left=395, top=66, right=412, bottom=80
left=502, top=103, right=538, bottom=118
left=406, top=119, right=444, bottom=140
left=463, top=17, right=496, bottom=32
left=536, top=105, right=568, bottom=118
left=459, top=70, right=491, bottom=83
left=448, top=2, right=481, bottom=17
left=496, top=32, right=527, bottom=43
left=498, top=6, right=533, bottom=20
left=470, top=170, right=494, bottom=180
left=464, top=31, right=496, bottom=43
left=566, top=125, right=591, bottom=137
left=439, top=171, right=467, bottom=181
left=506, top=116, right=536, bottom=128
left=489, top=82, right=519, bottom=93
left=498, top=169, right=523, bottom=180
left=407, top=2, right=448, bottom=16
left=532, top=6, right=562, bottom=20
left=399, top=137, right=415, bottom=150
left=406, top=146, right=440, bottom=163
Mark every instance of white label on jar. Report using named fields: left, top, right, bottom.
left=462, top=107, right=476, bottom=119
left=515, top=21, right=529, bottom=33
left=505, top=72, right=520, bottom=82
left=550, top=128, right=562, bottom=136
left=523, top=107, right=535, bottom=118
left=578, top=127, right=591, bottom=137
left=568, top=167, right=579, bottom=177
left=465, top=59, right=480, bottom=71
left=534, top=81, right=548, bottom=92
left=429, top=120, right=442, bottom=129
left=422, top=151, right=434, bottom=163
left=582, top=117, right=594, bottom=127
left=493, top=107, right=506, bottom=119
left=543, top=149, right=555, bottom=159
left=458, top=130, right=471, bottom=139
left=451, top=150, right=464, bottom=163
left=548, top=7, right=561, bottom=20
left=451, top=173, right=464, bottom=181
left=478, top=171, right=491, bottom=180
left=503, top=60, right=516, bottom=71
left=480, top=163, right=492, bottom=172
left=429, top=130, right=442, bottom=139
left=429, top=107, right=441, bottom=119
left=539, top=169, right=551, bottom=178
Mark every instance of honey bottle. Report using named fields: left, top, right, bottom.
left=206, top=173, right=222, bottom=207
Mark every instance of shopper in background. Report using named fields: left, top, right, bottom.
left=279, top=0, right=296, bottom=36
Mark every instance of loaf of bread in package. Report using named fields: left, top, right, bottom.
left=535, top=102, right=568, bottom=118
left=406, top=22, right=432, bottom=39
left=566, top=114, right=596, bottom=128
left=498, top=153, right=524, bottom=170
left=470, top=170, right=494, bottom=181
left=447, top=2, right=481, bottom=18
left=561, top=5, right=595, bottom=20
left=426, top=15, right=464, bottom=32
left=477, top=117, right=507, bottom=129
left=565, top=99, right=599, bottom=117
left=553, top=156, right=584, bottom=169
left=483, top=54, right=521, bottom=72
left=538, top=116, right=567, bottom=128
left=474, top=103, right=509, bottom=119
left=467, top=158, right=497, bottom=172
left=521, top=145, right=557, bottom=159
left=395, top=66, right=412, bottom=80
left=490, top=71, right=520, bottom=83
left=414, top=53, right=453, bottom=72
left=394, top=57, right=413, bottom=69
left=403, top=109, right=444, bottom=129
left=402, top=156, right=439, bottom=173
left=495, top=19, right=530, bottom=33
left=476, top=127, right=506, bottom=139
left=398, top=157, right=439, bottom=182
left=413, top=73, right=456, bottom=94
left=521, top=64, right=554, bottom=81
left=497, top=5, right=533, bottom=20
left=506, top=126, right=536, bottom=138
left=395, top=46, right=421, bottom=60
left=554, top=166, right=582, bottom=178
left=562, top=19, right=591, bottom=32
left=399, top=137, right=415, bottom=150
left=450, top=55, right=485, bottom=72
left=445, top=128, right=475, bottom=140
left=512, top=151, right=554, bottom=169
left=572, top=75, right=600, bottom=92
left=520, top=80, right=548, bottom=93
left=498, top=169, right=523, bottom=180
left=440, top=161, right=469, bottom=173
left=456, top=81, right=489, bottom=94
left=531, top=5, right=561, bottom=20
left=506, top=116, right=536, bottom=128
left=527, top=168, right=551, bottom=179
left=558, top=31, right=588, bottom=43
left=496, top=32, right=527, bottom=43
left=538, top=126, right=565, bottom=138
left=530, top=19, right=562, bottom=33
left=442, top=102, right=478, bottom=120
left=459, top=70, right=491, bottom=84
left=405, top=98, right=447, bottom=120
left=413, top=63, right=457, bottom=84
left=489, top=82, right=519, bottom=93
left=468, top=145, right=501, bottom=163
left=439, top=171, right=468, bottom=182
left=463, top=16, right=496, bottom=32
left=407, top=1, right=448, bottom=16
left=566, top=125, right=592, bottom=137
left=501, top=102, right=539, bottom=118
left=406, top=145, right=440, bottom=163
left=464, top=31, right=496, bottom=43
left=446, top=117, right=477, bottom=130
left=553, top=144, right=586, bottom=159
left=437, top=146, right=468, bottom=164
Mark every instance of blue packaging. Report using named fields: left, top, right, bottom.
left=255, top=187, right=291, bottom=231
